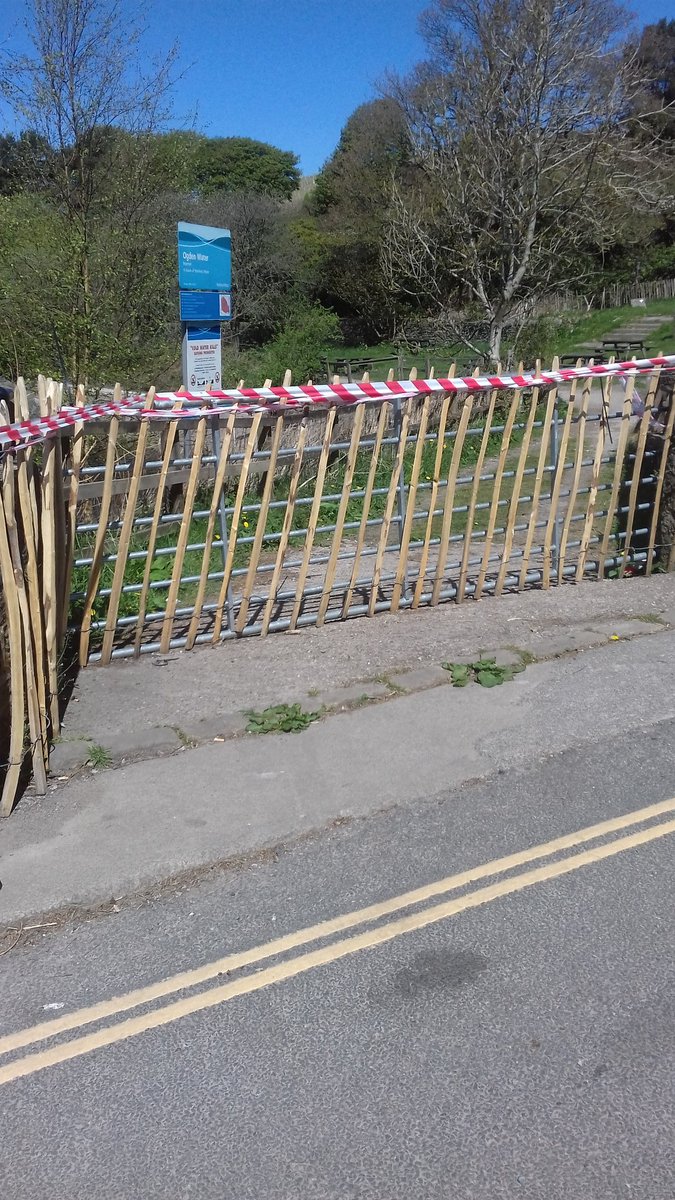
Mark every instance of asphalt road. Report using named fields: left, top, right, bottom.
left=1, top=713, right=674, bottom=1199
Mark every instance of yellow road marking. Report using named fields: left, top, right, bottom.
left=2, top=796, right=675, bottom=1060
left=1, top=813, right=674, bottom=1088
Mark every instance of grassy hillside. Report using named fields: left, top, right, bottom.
left=331, top=299, right=675, bottom=378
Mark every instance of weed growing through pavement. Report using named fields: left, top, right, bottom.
left=245, top=703, right=321, bottom=734
left=87, top=743, right=112, bottom=768
left=441, top=657, right=525, bottom=688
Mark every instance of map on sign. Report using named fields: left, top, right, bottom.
left=178, top=222, right=232, bottom=292
left=179, top=291, right=232, bottom=322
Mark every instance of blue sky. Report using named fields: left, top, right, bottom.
left=2, top=0, right=672, bottom=176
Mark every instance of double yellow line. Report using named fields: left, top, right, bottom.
left=2, top=797, right=674, bottom=1088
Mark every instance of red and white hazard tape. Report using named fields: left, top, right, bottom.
left=1, top=355, right=674, bottom=454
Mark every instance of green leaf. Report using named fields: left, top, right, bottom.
left=442, top=662, right=471, bottom=686
left=245, top=702, right=320, bottom=734
left=476, top=670, right=502, bottom=687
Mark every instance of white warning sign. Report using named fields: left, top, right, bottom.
left=182, top=326, right=222, bottom=389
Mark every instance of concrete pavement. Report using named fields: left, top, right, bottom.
left=1, top=573, right=675, bottom=925
left=57, top=573, right=675, bottom=748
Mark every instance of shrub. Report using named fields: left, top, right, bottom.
left=513, top=315, right=576, bottom=369
left=263, top=303, right=342, bottom=384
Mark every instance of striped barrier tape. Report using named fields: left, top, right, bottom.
left=1, top=355, right=674, bottom=453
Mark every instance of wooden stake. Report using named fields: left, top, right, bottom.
left=38, top=380, right=61, bottom=726
left=517, top=377, right=558, bottom=590
left=619, top=369, right=660, bottom=577
left=474, top=388, right=521, bottom=600
left=597, top=377, right=636, bottom=580
left=342, top=401, right=389, bottom=618
left=79, top=387, right=120, bottom=667
left=133, top=403, right=183, bottom=655
left=391, top=394, right=431, bottom=611
left=456, top=381, right=498, bottom=604
left=236, top=417, right=284, bottom=634
left=495, top=380, right=540, bottom=597
left=212, top=412, right=263, bottom=643
left=13, top=381, right=48, bottom=757
left=289, top=407, right=337, bottom=630
left=557, top=372, right=593, bottom=584
left=61, top=383, right=86, bottom=643
left=260, top=420, right=307, bottom=635
left=3, top=454, right=48, bottom=796
left=50, top=381, right=67, bottom=655
left=542, top=376, right=577, bottom=588
left=317, top=404, right=365, bottom=625
left=100, top=390, right=155, bottom=664
left=575, top=373, right=613, bottom=582
left=368, top=401, right=410, bottom=616
left=0, top=468, right=25, bottom=816
left=160, top=416, right=208, bottom=653
left=412, top=381, right=454, bottom=608
left=646, top=375, right=675, bottom=575
left=185, top=410, right=237, bottom=650
left=430, top=392, right=475, bottom=606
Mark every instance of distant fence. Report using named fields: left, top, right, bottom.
left=538, top=278, right=675, bottom=315
left=1, top=357, right=675, bottom=815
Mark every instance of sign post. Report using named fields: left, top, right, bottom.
left=177, top=220, right=235, bottom=632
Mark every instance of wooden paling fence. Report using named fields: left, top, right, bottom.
left=0, top=378, right=77, bottom=815
left=1, top=361, right=674, bottom=815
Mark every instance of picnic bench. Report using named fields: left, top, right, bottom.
left=601, top=337, right=645, bottom=356
left=559, top=352, right=607, bottom=367
left=322, top=354, right=403, bottom=381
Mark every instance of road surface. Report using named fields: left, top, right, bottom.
left=1, top=707, right=674, bottom=1198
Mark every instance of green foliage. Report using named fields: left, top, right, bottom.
left=0, top=155, right=180, bottom=383
left=308, top=99, right=414, bottom=341
left=87, top=743, right=112, bottom=768
left=441, top=658, right=525, bottom=687
left=514, top=315, right=577, bottom=368
left=263, top=303, right=342, bottom=383
left=190, top=136, right=300, bottom=199
left=0, top=131, right=50, bottom=195
left=245, top=703, right=321, bottom=734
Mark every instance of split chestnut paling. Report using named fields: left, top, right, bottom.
left=0, top=356, right=674, bottom=815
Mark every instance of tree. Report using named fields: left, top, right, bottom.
left=149, top=133, right=301, bottom=200
left=0, top=131, right=51, bottom=195
left=191, top=191, right=302, bottom=347
left=0, top=0, right=178, bottom=382
left=263, top=302, right=342, bottom=384
left=193, top=137, right=300, bottom=200
left=309, top=99, right=414, bottom=340
left=632, top=18, right=675, bottom=140
left=313, top=99, right=410, bottom=214
left=385, top=0, right=668, bottom=362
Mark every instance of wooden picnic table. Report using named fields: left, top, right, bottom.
left=600, top=328, right=643, bottom=350
left=601, top=337, right=645, bottom=355
left=559, top=352, right=606, bottom=366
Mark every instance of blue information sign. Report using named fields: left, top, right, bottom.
left=177, top=222, right=232, bottom=291
left=179, top=291, right=232, bottom=322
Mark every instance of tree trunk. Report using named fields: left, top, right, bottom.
left=488, top=320, right=503, bottom=366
